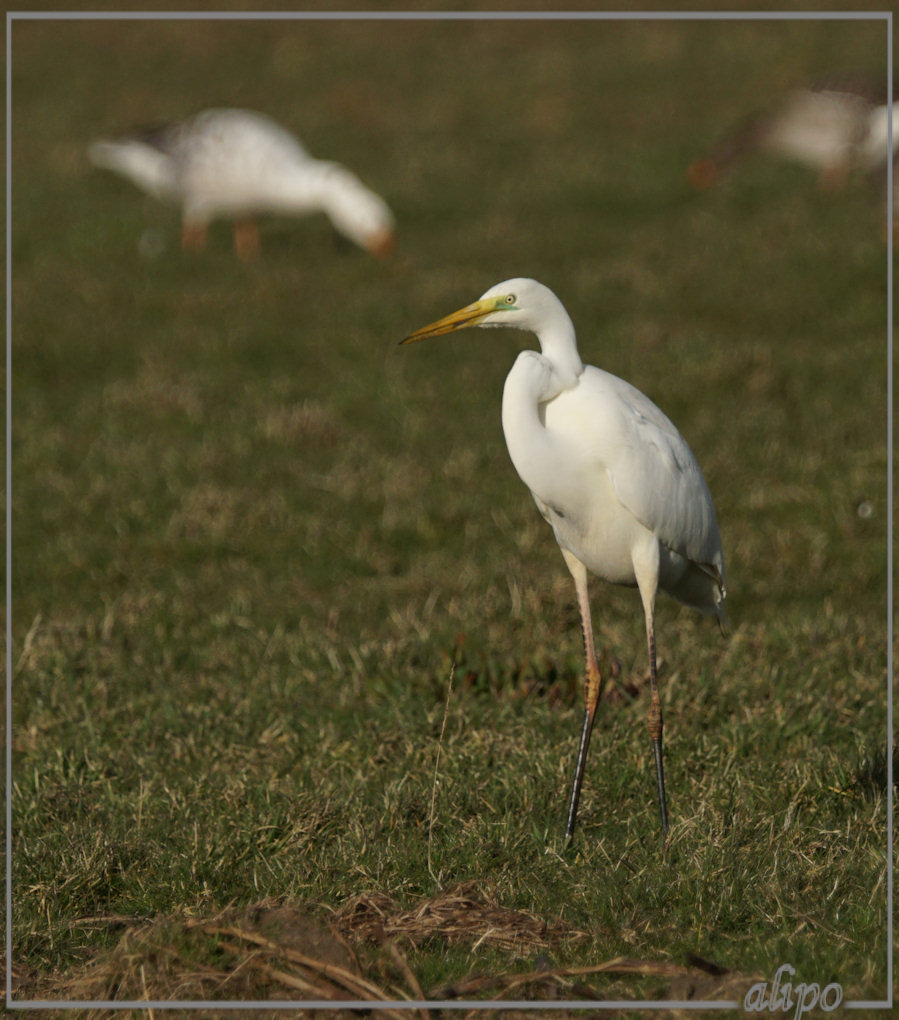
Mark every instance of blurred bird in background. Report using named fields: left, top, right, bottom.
left=688, top=74, right=895, bottom=194
left=89, top=108, right=395, bottom=260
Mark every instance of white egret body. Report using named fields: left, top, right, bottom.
left=89, top=108, right=395, bottom=259
left=402, top=279, right=726, bottom=838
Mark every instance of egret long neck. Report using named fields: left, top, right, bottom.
left=534, top=305, right=583, bottom=389
left=502, top=351, right=588, bottom=515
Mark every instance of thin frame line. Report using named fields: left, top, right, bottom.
left=5, top=8, right=12, bottom=1015
left=885, top=9, right=894, bottom=1011
left=3, top=9, right=893, bottom=20
left=5, top=8, right=894, bottom=1013
left=8, top=999, right=742, bottom=1011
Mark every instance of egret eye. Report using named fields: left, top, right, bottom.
left=505, top=294, right=516, bottom=305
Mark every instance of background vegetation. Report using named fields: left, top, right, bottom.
left=8, top=7, right=891, bottom=1011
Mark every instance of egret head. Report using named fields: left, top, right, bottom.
left=401, top=278, right=560, bottom=343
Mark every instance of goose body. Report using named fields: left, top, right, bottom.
left=89, top=108, right=395, bottom=258
left=689, top=76, right=896, bottom=189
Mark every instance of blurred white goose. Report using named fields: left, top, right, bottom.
left=402, top=278, right=726, bottom=839
left=861, top=97, right=898, bottom=236
left=89, top=108, right=395, bottom=259
left=688, top=74, right=895, bottom=190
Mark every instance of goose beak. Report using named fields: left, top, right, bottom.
left=367, top=229, right=395, bottom=258
left=400, top=298, right=494, bottom=344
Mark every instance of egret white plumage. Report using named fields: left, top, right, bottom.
left=402, top=279, right=726, bottom=838
left=89, top=108, right=395, bottom=259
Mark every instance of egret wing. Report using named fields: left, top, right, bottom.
left=584, top=368, right=723, bottom=574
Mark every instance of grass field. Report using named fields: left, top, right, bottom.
left=8, top=7, right=892, bottom=1012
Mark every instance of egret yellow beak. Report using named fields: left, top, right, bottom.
left=400, top=297, right=495, bottom=344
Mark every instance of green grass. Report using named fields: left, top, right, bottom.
left=9, top=9, right=891, bottom=1009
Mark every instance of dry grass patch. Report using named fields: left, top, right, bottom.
left=255, top=400, right=342, bottom=446
left=334, top=881, right=590, bottom=952
left=13, top=889, right=759, bottom=1012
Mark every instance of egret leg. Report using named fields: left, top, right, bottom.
left=560, top=549, right=604, bottom=841
left=633, top=542, right=668, bottom=833
left=645, top=615, right=669, bottom=833
left=181, top=218, right=207, bottom=252
left=233, top=218, right=261, bottom=261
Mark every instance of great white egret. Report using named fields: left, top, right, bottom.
left=89, top=109, right=395, bottom=259
left=688, top=74, right=896, bottom=191
left=402, top=278, right=726, bottom=838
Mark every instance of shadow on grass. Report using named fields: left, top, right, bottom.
left=851, top=745, right=898, bottom=799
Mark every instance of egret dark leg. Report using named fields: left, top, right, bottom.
left=565, top=697, right=599, bottom=841
left=561, top=550, right=603, bottom=842
left=646, top=622, right=669, bottom=833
